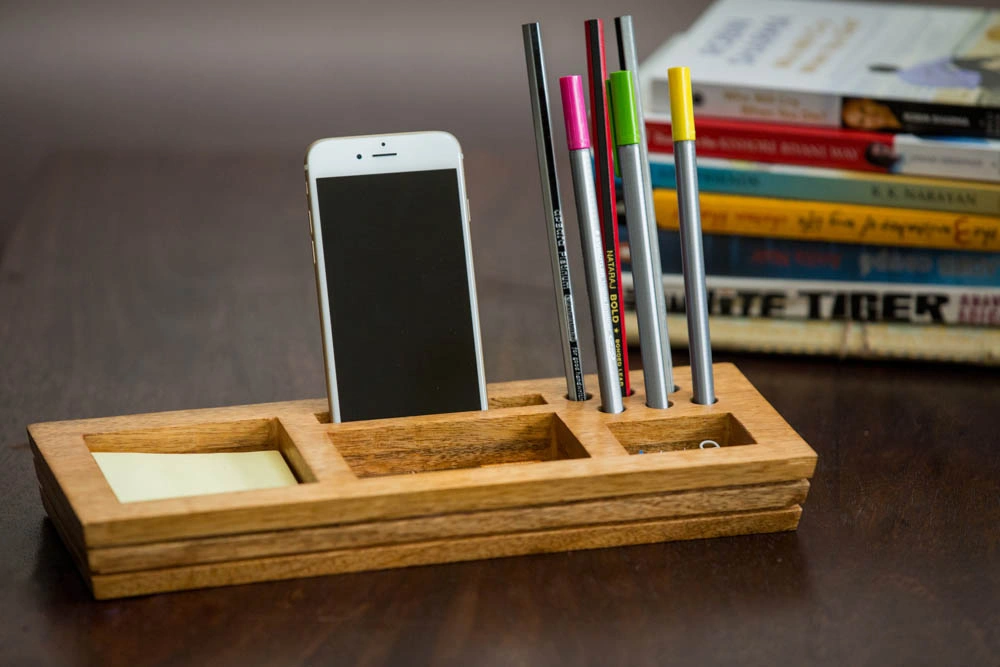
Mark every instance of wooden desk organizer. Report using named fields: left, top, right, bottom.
left=29, top=363, right=817, bottom=599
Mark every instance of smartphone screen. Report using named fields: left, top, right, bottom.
left=315, top=168, right=484, bottom=422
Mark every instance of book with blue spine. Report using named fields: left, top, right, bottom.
left=619, top=226, right=1000, bottom=287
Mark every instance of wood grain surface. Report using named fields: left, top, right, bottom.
left=82, top=481, right=810, bottom=574
left=86, top=508, right=804, bottom=600
left=2, top=151, right=999, bottom=663
left=29, top=364, right=814, bottom=596
left=30, top=364, right=815, bottom=552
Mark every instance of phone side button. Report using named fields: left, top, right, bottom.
left=308, top=209, right=314, bottom=236
left=311, top=240, right=317, bottom=265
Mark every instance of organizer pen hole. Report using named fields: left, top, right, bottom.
left=691, top=397, right=720, bottom=406
left=599, top=387, right=634, bottom=411
left=608, top=413, right=756, bottom=455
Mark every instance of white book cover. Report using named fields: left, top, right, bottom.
left=622, top=272, right=1000, bottom=326
left=640, top=0, right=1000, bottom=135
left=623, top=311, right=1000, bottom=364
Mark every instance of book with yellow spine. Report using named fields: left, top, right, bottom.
left=653, top=189, right=1000, bottom=252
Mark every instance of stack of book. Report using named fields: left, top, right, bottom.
left=624, top=0, right=1000, bottom=364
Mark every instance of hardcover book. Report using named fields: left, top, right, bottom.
left=619, top=226, right=1000, bottom=287
left=640, top=155, right=1000, bottom=216
left=645, top=117, right=1000, bottom=182
left=621, top=273, right=1000, bottom=327
left=640, top=0, right=1000, bottom=137
left=623, top=310, right=1000, bottom=364
left=651, top=189, right=1000, bottom=252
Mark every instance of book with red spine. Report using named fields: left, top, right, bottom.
left=645, top=116, right=1000, bottom=183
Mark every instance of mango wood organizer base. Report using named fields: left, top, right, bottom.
left=29, top=363, right=817, bottom=599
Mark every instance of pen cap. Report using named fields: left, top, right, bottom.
left=559, top=75, right=591, bottom=151
left=667, top=66, right=696, bottom=141
left=608, top=71, right=640, bottom=146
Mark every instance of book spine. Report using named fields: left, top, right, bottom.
left=648, top=79, right=1000, bottom=138
left=892, top=134, right=1000, bottom=183
left=644, top=157, right=1000, bottom=217
left=652, top=189, right=1000, bottom=253
left=619, top=226, right=1000, bottom=287
left=648, top=80, right=842, bottom=128
left=646, top=118, right=1000, bottom=183
left=621, top=272, right=1000, bottom=327
left=842, top=97, right=1000, bottom=139
left=623, top=311, right=1000, bottom=365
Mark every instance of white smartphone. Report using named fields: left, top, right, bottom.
left=305, top=131, right=488, bottom=423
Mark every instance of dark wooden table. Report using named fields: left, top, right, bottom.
left=1, top=152, right=997, bottom=666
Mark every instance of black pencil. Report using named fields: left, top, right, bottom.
left=522, top=22, right=587, bottom=401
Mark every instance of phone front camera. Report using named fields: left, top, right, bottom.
left=381, top=142, right=386, bottom=147
left=356, top=154, right=362, bottom=159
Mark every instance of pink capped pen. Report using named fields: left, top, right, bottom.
left=560, top=75, right=623, bottom=414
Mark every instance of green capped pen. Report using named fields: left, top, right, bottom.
left=608, top=71, right=671, bottom=409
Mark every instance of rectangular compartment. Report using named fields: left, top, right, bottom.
left=313, top=393, right=549, bottom=423
left=83, top=418, right=314, bottom=503
left=329, top=412, right=588, bottom=478
left=609, top=413, right=756, bottom=454
left=487, top=393, right=548, bottom=409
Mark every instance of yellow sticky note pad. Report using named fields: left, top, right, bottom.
left=93, top=451, right=298, bottom=503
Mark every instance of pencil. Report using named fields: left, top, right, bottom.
left=668, top=66, right=715, bottom=404
left=560, top=75, right=624, bottom=415
left=614, top=15, right=674, bottom=394
left=522, top=22, right=587, bottom=401
left=585, top=18, right=630, bottom=397
left=608, top=71, right=670, bottom=409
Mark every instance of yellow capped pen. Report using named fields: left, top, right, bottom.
left=667, top=66, right=715, bottom=405
left=668, top=66, right=697, bottom=142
